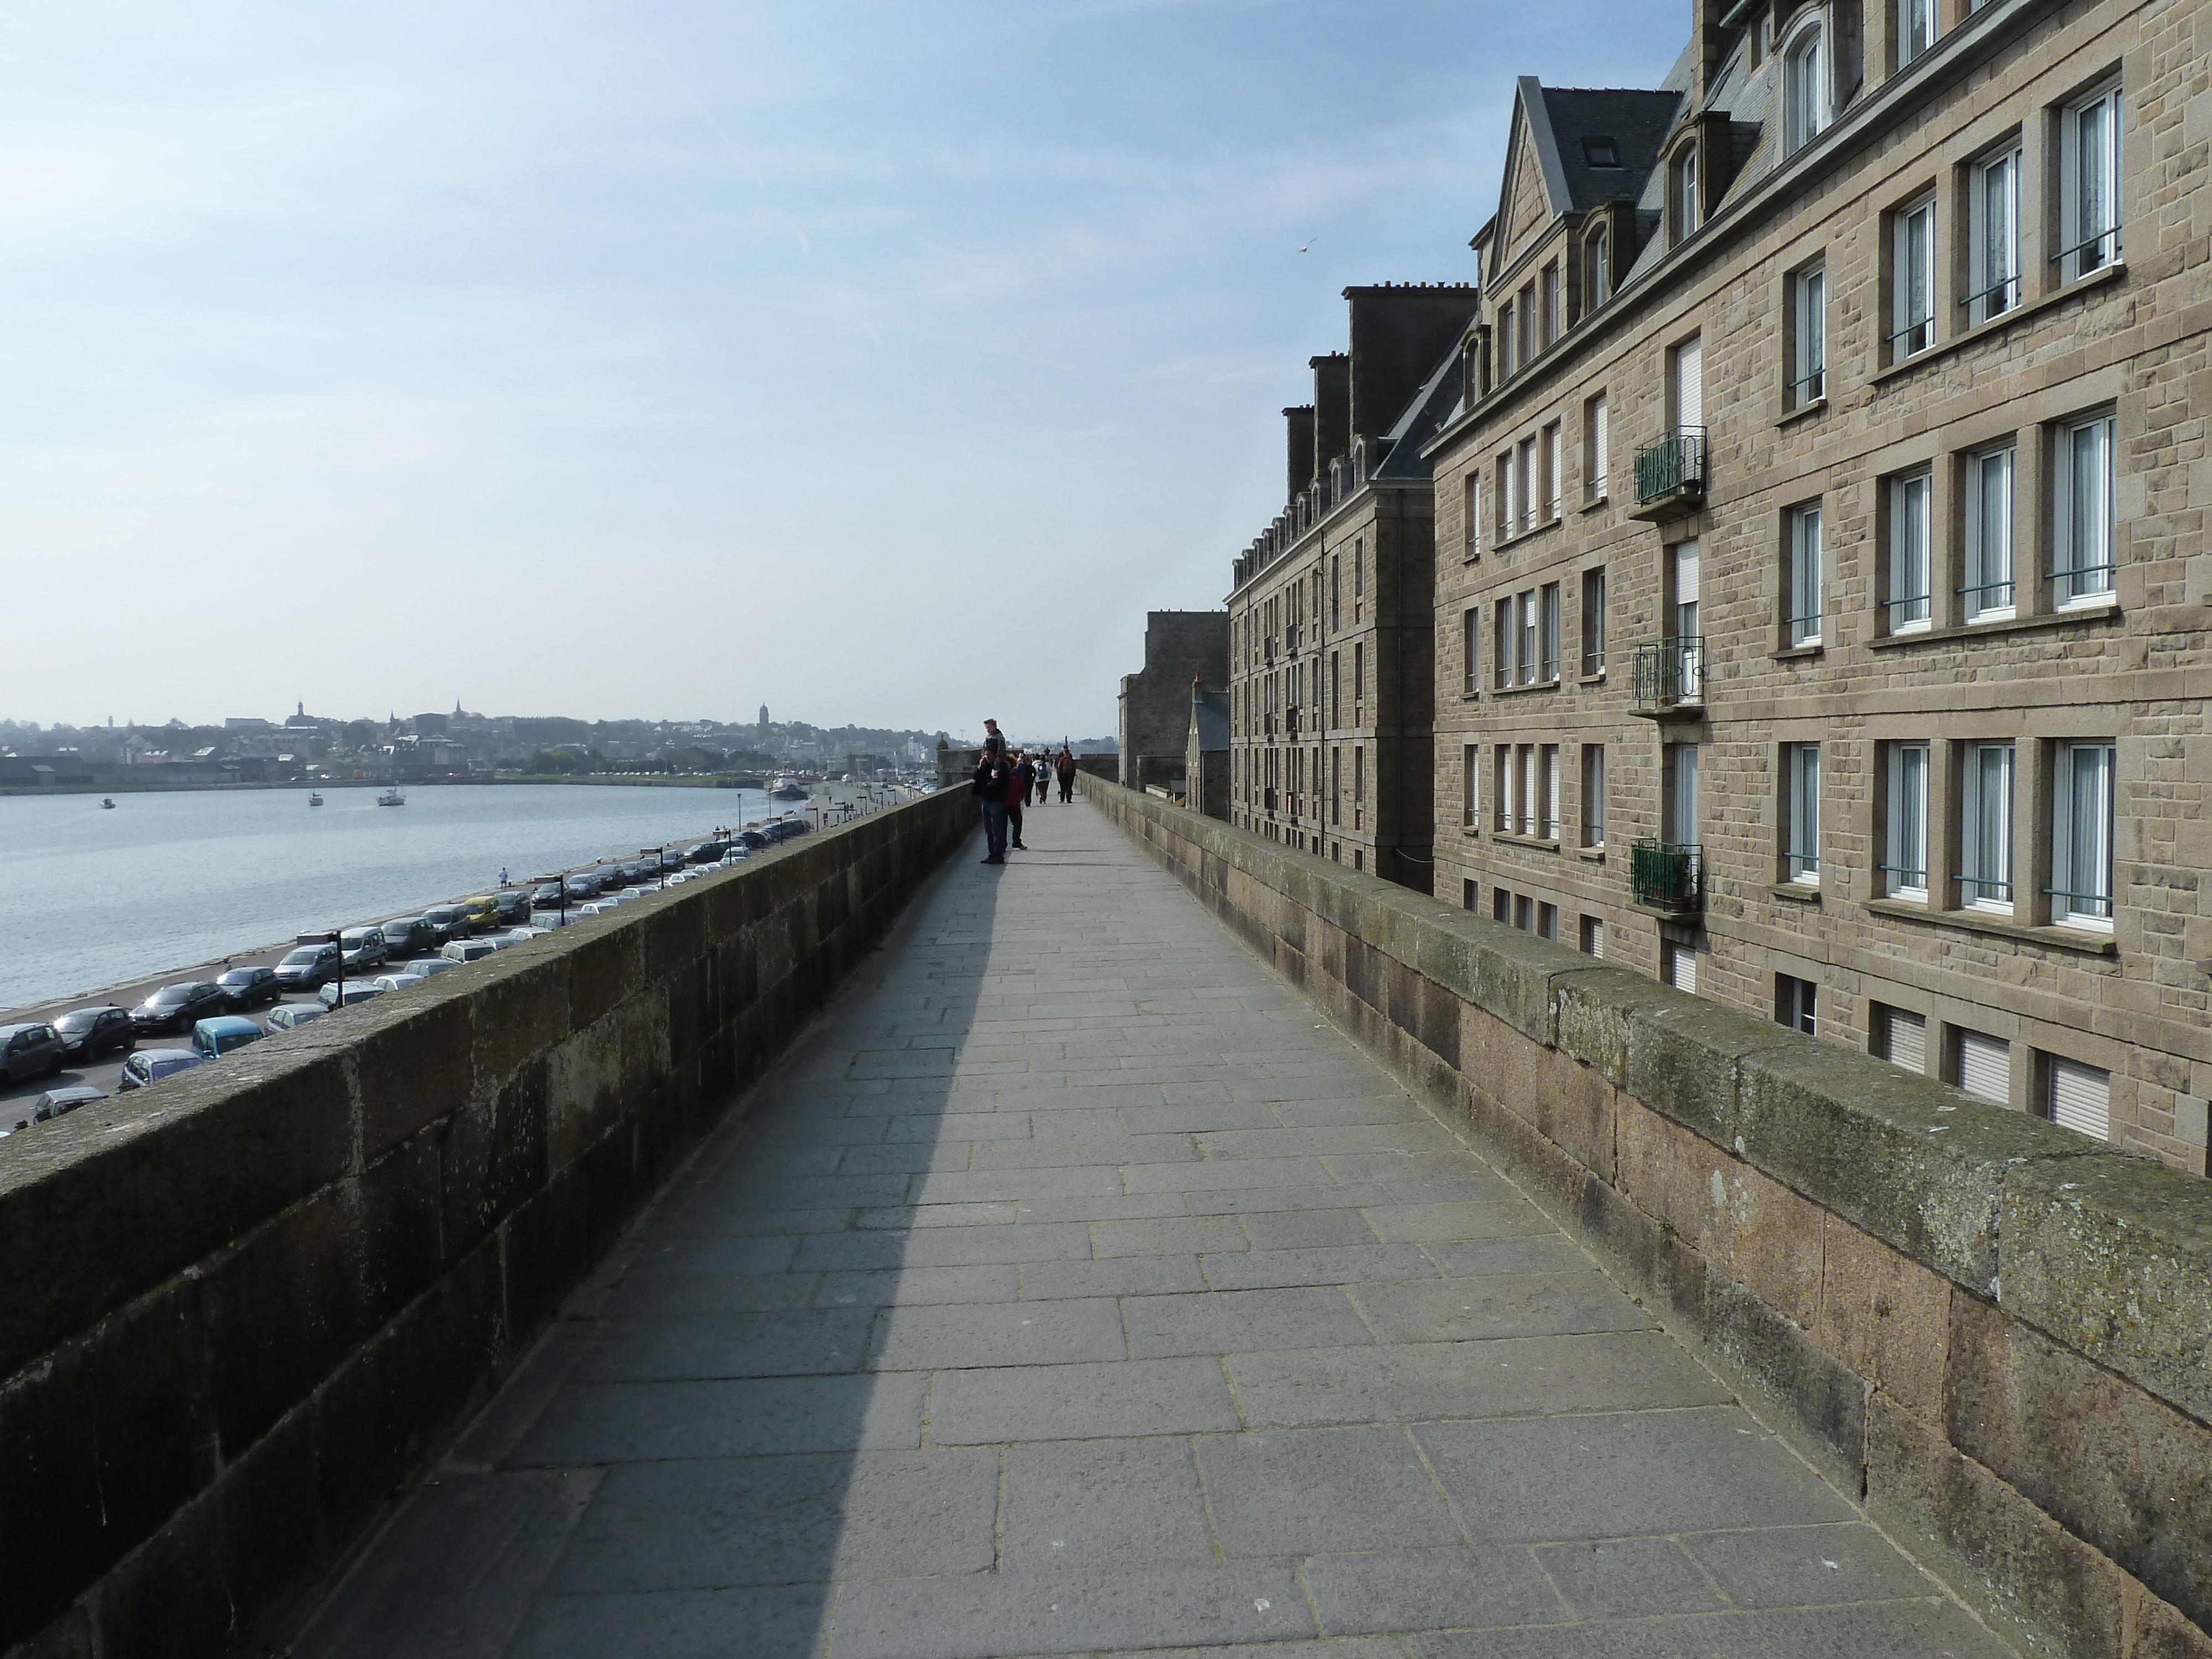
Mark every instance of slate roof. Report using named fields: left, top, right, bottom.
left=1373, top=342, right=1470, bottom=481
left=1540, top=88, right=1684, bottom=210
left=1190, top=692, right=1230, bottom=753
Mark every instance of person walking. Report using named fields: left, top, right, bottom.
left=1008, top=751, right=1031, bottom=849
left=1034, top=754, right=1050, bottom=806
left=972, top=738, right=1014, bottom=863
left=1056, top=746, right=1076, bottom=804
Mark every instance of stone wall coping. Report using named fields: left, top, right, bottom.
left=1091, top=779, right=2212, bottom=1430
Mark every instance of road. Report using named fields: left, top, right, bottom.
left=0, top=782, right=920, bottom=1131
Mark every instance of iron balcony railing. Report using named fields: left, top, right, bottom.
left=1631, top=839, right=1704, bottom=916
left=1631, top=635, right=1705, bottom=712
left=1634, top=426, right=1707, bottom=508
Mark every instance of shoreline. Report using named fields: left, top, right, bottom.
left=0, top=774, right=779, bottom=799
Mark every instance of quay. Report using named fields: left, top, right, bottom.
left=2, top=785, right=2205, bottom=1659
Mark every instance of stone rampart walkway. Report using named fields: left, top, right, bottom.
left=306, top=799, right=2010, bottom=1659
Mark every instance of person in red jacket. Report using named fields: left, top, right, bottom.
left=1055, top=746, right=1077, bottom=803
left=1007, top=751, right=1032, bottom=850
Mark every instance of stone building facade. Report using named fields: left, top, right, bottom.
left=1228, top=285, right=1477, bottom=888
left=1428, top=0, right=2210, bottom=1170
left=1117, top=611, right=1229, bottom=792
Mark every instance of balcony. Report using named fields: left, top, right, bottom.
left=1630, top=636, right=1705, bottom=719
left=1630, top=426, right=1707, bottom=519
left=1631, top=839, right=1704, bottom=916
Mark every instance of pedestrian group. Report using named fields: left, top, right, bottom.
left=972, top=721, right=1080, bottom=865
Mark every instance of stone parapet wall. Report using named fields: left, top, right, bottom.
left=0, top=786, right=977, bottom=1659
left=1083, top=775, right=2212, bottom=1659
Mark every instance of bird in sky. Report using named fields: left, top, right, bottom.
left=1297, top=236, right=1319, bottom=253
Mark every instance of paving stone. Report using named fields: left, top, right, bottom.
left=796, top=1222, right=1094, bottom=1271
left=1270, top=1095, right=1433, bottom=1127
left=1397, top=1599, right=2014, bottom=1658
left=1123, top=1288, right=1372, bottom=1359
left=506, top=1374, right=927, bottom=1465
left=829, top=1563, right=1314, bottom=1659
left=598, top=1271, right=824, bottom=1318
left=1682, top=1522, right=1942, bottom=1608
left=574, top=1308, right=876, bottom=1381
left=1345, top=1275, right=1653, bottom=1344
left=1123, top=1156, right=1334, bottom=1193
left=1120, top=1099, right=1283, bottom=1134
left=1421, top=1236, right=1596, bottom=1277
left=508, top=1584, right=834, bottom=1659
left=545, top=1449, right=1000, bottom=1592
left=999, top=1437, right=1218, bottom=1573
left=910, top=1167, right=1130, bottom=1203
left=1020, top=1256, right=1211, bottom=1301
left=1362, top=1201, right=1553, bottom=1244
left=973, top=1134, right=1198, bottom=1170
left=1092, top=1215, right=1250, bottom=1258
left=929, top=1358, right=1243, bottom=1444
left=1533, top=1536, right=1727, bottom=1618
left=1412, top=1410, right=1858, bottom=1541
left=884, top=1112, right=1035, bottom=1142
left=1302, top=1546, right=1565, bottom=1636
left=621, top=1234, right=804, bottom=1276
left=816, top=1265, right=1020, bottom=1307
left=1228, top=1335, right=1730, bottom=1428
left=869, top=1297, right=1127, bottom=1370
left=1199, top=1124, right=1462, bottom=1161
left=839, top=1142, right=978, bottom=1175
left=1201, top=1244, right=1439, bottom=1290
left=1009, top=1193, right=1193, bottom=1224
left=856, top=1202, right=1021, bottom=1229
left=1196, top=1425, right=1464, bottom=1554
left=1235, top=1209, right=1382, bottom=1250
left=1025, top=1107, right=1141, bottom=1138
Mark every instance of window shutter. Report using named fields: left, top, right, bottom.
left=2048, top=1058, right=2111, bottom=1141
left=1956, top=1030, right=2010, bottom=1105
left=1666, top=941, right=1698, bottom=993
left=1882, top=1008, right=1927, bottom=1074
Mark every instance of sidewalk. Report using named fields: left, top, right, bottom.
left=304, top=795, right=2009, bottom=1659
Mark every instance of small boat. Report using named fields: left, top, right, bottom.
left=308, top=792, right=325, bottom=807
left=377, top=787, right=406, bottom=807
left=769, top=775, right=807, bottom=801
left=100, top=797, right=116, bottom=810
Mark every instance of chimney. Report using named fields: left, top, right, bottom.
left=1692, top=0, right=1730, bottom=104
left=1311, top=354, right=1350, bottom=480
left=1283, top=405, right=1316, bottom=503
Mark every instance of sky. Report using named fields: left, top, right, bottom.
left=0, top=1, right=1685, bottom=740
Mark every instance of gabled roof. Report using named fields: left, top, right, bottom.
left=1541, top=87, right=1683, bottom=211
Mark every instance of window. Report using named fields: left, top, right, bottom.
left=1543, top=421, right=1562, bottom=521
left=1519, top=590, right=1537, bottom=686
left=1888, top=472, right=1932, bottom=632
left=1460, top=612, right=1478, bottom=697
left=1536, top=902, right=1558, bottom=942
left=1540, top=582, right=1561, bottom=681
left=1517, top=437, right=1537, bottom=534
left=1328, top=651, right=1340, bottom=726
left=1542, top=262, right=1562, bottom=346
left=1493, top=599, right=1511, bottom=691
left=1462, top=744, right=1479, bottom=829
left=1352, top=642, right=1365, bottom=721
left=1791, top=262, right=1826, bottom=405
left=1665, top=940, right=1699, bottom=993
left=1583, top=136, right=1619, bottom=168
left=1494, top=888, right=1510, bottom=924
left=1585, top=394, right=1609, bottom=499
left=1539, top=745, right=1559, bottom=839
left=2046, top=1056, right=2112, bottom=1141
left=1497, top=453, right=1516, bottom=540
left=1784, top=23, right=1827, bottom=152
left=2055, top=413, right=2117, bottom=608
left=1353, top=540, right=1364, bottom=610
left=1462, top=476, right=1480, bottom=561
left=1462, top=878, right=1478, bottom=912
left=1787, top=504, right=1823, bottom=647
left=1885, top=742, right=1931, bottom=900
left=1331, top=747, right=1340, bottom=823
left=2052, top=740, right=2115, bottom=929
left=1783, top=743, right=1821, bottom=884
left=1875, top=1005, right=1927, bottom=1073
left=1580, top=567, right=1606, bottom=674
left=2061, top=84, right=2123, bottom=283
left=1579, top=915, right=1606, bottom=957
left=1777, top=974, right=1817, bottom=1036
left=1585, top=227, right=1611, bottom=310
left=1581, top=743, right=1606, bottom=847
left=1353, top=744, right=1365, bottom=827
left=1671, top=144, right=1700, bottom=242
left=1965, top=445, right=2017, bottom=620
left=1520, top=744, right=1538, bottom=836
left=1892, top=195, right=1937, bottom=358
left=1514, top=895, right=1533, bottom=933
left=1518, top=283, right=1536, bottom=368
left=1970, top=148, right=2022, bottom=325
left=1669, top=743, right=1700, bottom=847
left=1330, top=555, right=1341, bottom=630
left=1953, top=1029, right=2011, bottom=1106
left=1961, top=742, right=2013, bottom=911
left=1897, top=0, right=1934, bottom=66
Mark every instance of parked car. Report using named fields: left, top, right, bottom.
left=719, top=849, right=749, bottom=867
left=686, top=840, right=728, bottom=864
left=274, top=943, right=341, bottom=990
left=118, top=1048, right=202, bottom=1091
left=53, top=1005, right=134, bottom=1061
left=398, top=956, right=457, bottom=979
left=660, top=848, right=688, bottom=872
left=191, top=1016, right=265, bottom=1059
left=380, top=917, right=436, bottom=957
left=216, top=965, right=281, bottom=1011
left=319, top=982, right=385, bottom=1010
left=575, top=901, right=620, bottom=917
left=371, top=973, right=429, bottom=995
left=592, top=864, right=629, bottom=890
left=623, top=859, right=658, bottom=884
left=738, top=830, right=770, bottom=850
left=493, top=891, right=533, bottom=924
left=457, top=895, right=502, bottom=933
left=264, top=1003, right=327, bottom=1032
left=131, top=982, right=226, bottom=1035
left=563, top=874, right=601, bottom=901
left=29, top=1085, right=102, bottom=1121
left=441, top=938, right=501, bottom=964
left=337, top=927, right=388, bottom=972
left=419, top=905, right=470, bottom=944
left=0, top=1022, right=66, bottom=1083
left=531, top=881, right=565, bottom=909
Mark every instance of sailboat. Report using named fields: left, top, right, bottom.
left=308, top=791, right=325, bottom=807
left=377, top=787, right=405, bottom=807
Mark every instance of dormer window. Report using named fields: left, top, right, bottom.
left=1670, top=144, right=1701, bottom=243
left=1583, top=137, right=1620, bottom=168
left=1784, top=21, right=1828, bottom=153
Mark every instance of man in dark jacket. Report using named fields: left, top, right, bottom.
left=972, top=739, right=1014, bottom=863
